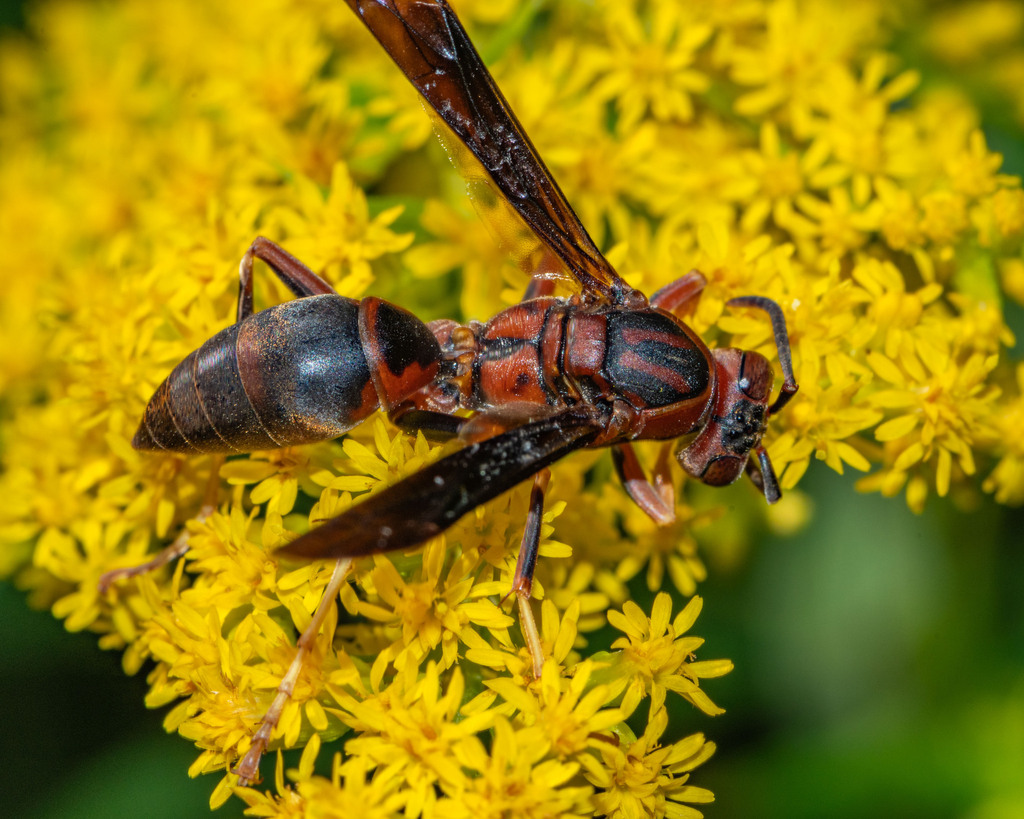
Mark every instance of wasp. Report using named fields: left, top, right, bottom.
left=122, top=0, right=797, bottom=783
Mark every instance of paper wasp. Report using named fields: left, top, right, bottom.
left=119, top=0, right=798, bottom=783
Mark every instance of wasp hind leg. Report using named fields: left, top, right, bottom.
left=98, top=456, right=224, bottom=592
left=504, top=469, right=552, bottom=679
left=233, top=557, right=353, bottom=786
left=237, top=236, right=338, bottom=322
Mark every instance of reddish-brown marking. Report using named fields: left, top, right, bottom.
left=615, top=350, right=702, bottom=400
left=564, top=313, right=606, bottom=378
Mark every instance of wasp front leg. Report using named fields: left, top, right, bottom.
left=611, top=442, right=677, bottom=526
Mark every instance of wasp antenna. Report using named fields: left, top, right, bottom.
left=727, top=295, right=798, bottom=415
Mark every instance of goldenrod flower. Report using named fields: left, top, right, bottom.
left=583, top=705, right=716, bottom=819
left=591, top=3, right=713, bottom=130
left=487, top=660, right=629, bottom=760
left=609, top=594, right=733, bottom=718
left=442, top=717, right=594, bottom=819
left=3, top=0, right=1024, bottom=815
left=982, top=364, right=1024, bottom=505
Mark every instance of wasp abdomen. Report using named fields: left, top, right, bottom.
left=132, top=321, right=267, bottom=452
left=234, top=296, right=377, bottom=447
left=133, top=295, right=441, bottom=453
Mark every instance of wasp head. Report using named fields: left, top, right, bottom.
left=677, top=347, right=783, bottom=502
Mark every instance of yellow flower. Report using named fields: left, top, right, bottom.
left=330, top=661, right=493, bottom=813
left=582, top=706, right=716, bottom=819
left=442, top=717, right=594, bottom=819
left=875, top=177, right=925, bottom=251
left=592, top=2, right=712, bottom=129
left=794, top=185, right=882, bottom=265
left=605, top=481, right=714, bottom=598
left=270, top=163, right=413, bottom=295
left=297, top=754, right=407, bottom=819
left=860, top=346, right=1000, bottom=510
left=3, top=0, right=1024, bottom=816
left=919, top=189, right=970, bottom=247
left=465, top=598, right=583, bottom=685
left=806, top=55, right=920, bottom=187
left=982, top=364, right=1024, bottom=505
left=739, top=121, right=826, bottom=235
left=356, top=539, right=513, bottom=672
left=728, top=0, right=879, bottom=123
left=609, top=594, right=733, bottom=718
left=946, top=130, right=1007, bottom=199
left=988, top=186, right=1024, bottom=241
left=404, top=199, right=525, bottom=321
left=486, top=660, right=629, bottom=760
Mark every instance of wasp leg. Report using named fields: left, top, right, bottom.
left=745, top=445, right=782, bottom=504
left=237, top=236, right=338, bottom=322
left=389, top=404, right=468, bottom=441
left=234, top=556, right=353, bottom=786
left=98, top=457, right=223, bottom=592
left=650, top=269, right=707, bottom=315
left=523, top=275, right=557, bottom=301
left=521, top=249, right=563, bottom=301
left=504, top=468, right=551, bottom=678
left=611, top=442, right=676, bottom=525
left=98, top=525, right=193, bottom=593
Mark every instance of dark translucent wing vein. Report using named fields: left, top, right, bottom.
left=345, top=0, right=635, bottom=304
left=278, top=408, right=605, bottom=560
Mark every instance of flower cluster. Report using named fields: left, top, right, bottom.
left=922, top=1, right=1024, bottom=132
left=1, top=0, right=1022, bottom=815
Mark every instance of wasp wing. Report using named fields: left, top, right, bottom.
left=279, top=407, right=605, bottom=560
left=344, top=0, right=636, bottom=305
